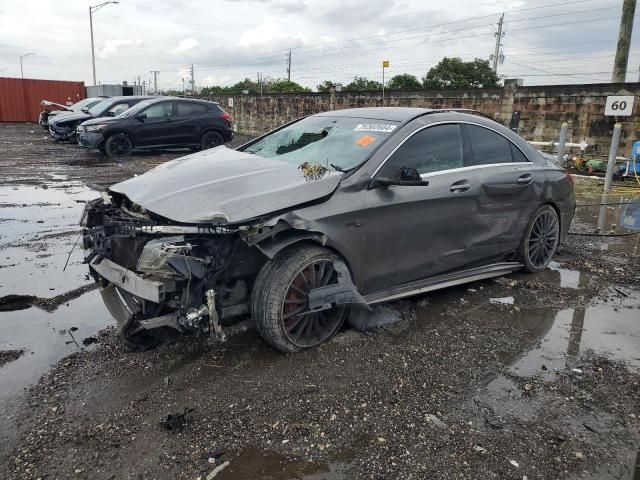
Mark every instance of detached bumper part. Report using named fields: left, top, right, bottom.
left=90, top=256, right=165, bottom=303
left=307, top=260, right=370, bottom=313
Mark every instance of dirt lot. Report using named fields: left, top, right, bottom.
left=1, top=123, right=639, bottom=480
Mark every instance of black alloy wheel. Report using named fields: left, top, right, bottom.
left=105, top=133, right=133, bottom=158
left=521, top=205, right=560, bottom=272
left=201, top=131, right=224, bottom=150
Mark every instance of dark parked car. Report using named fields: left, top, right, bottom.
left=38, top=97, right=106, bottom=129
left=77, top=97, right=233, bottom=157
left=48, top=96, right=151, bottom=142
left=81, top=108, right=575, bottom=352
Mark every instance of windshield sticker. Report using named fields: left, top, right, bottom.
left=355, top=135, right=376, bottom=146
left=354, top=124, right=397, bottom=133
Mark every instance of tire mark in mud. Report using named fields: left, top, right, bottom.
left=0, top=283, right=98, bottom=313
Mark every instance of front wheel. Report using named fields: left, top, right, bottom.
left=252, top=245, right=348, bottom=353
left=104, top=133, right=133, bottom=158
left=201, top=131, right=224, bottom=150
left=518, top=205, right=560, bottom=273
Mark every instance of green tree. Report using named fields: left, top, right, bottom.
left=423, top=57, right=499, bottom=88
left=386, top=73, right=422, bottom=91
left=316, top=80, right=337, bottom=92
left=270, top=79, right=312, bottom=93
left=344, top=76, right=383, bottom=91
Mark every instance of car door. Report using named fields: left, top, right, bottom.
left=174, top=102, right=208, bottom=144
left=132, top=101, right=176, bottom=147
left=365, top=123, right=483, bottom=289
left=462, top=123, right=540, bottom=256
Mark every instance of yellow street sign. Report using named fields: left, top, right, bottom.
left=382, top=60, right=390, bottom=68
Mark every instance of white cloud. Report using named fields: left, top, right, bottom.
left=171, top=37, right=199, bottom=55
left=98, top=39, right=143, bottom=59
left=239, top=20, right=290, bottom=47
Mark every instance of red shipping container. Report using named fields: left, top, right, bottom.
left=0, top=77, right=86, bottom=123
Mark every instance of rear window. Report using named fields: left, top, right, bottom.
left=177, top=102, right=208, bottom=115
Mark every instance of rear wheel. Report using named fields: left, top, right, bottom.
left=99, top=283, right=159, bottom=351
left=252, top=245, right=348, bottom=353
left=519, top=205, right=560, bottom=273
left=201, top=131, right=224, bottom=150
left=104, top=133, right=133, bottom=158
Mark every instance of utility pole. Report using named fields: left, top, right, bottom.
left=190, top=64, right=195, bottom=96
left=19, top=52, right=35, bottom=79
left=287, top=49, right=291, bottom=81
left=89, top=2, right=118, bottom=86
left=612, top=0, right=637, bottom=83
left=492, top=13, right=504, bottom=73
left=150, top=70, right=159, bottom=94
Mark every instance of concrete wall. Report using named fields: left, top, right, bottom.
left=204, top=82, right=640, bottom=155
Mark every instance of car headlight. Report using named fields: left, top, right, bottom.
left=84, top=124, right=107, bottom=133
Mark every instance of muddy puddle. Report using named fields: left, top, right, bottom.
left=573, top=195, right=640, bottom=255
left=0, top=182, right=99, bottom=297
left=213, top=447, right=350, bottom=480
left=0, top=290, right=112, bottom=397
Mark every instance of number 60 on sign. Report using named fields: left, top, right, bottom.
left=604, top=95, right=634, bottom=116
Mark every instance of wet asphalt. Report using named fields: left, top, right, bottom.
left=0, top=123, right=639, bottom=479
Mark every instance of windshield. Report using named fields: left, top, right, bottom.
left=71, top=97, right=102, bottom=112
left=241, top=116, right=400, bottom=171
left=117, top=99, right=156, bottom=118
left=87, top=98, right=118, bottom=116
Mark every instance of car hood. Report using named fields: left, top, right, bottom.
left=82, top=116, right=122, bottom=127
left=109, top=146, right=342, bottom=224
left=51, top=111, right=93, bottom=125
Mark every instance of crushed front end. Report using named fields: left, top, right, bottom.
left=81, top=193, right=264, bottom=347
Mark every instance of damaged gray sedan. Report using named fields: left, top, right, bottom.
left=81, top=108, right=575, bottom=352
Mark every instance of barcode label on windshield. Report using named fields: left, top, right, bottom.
left=354, top=124, right=397, bottom=133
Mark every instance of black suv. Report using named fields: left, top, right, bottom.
left=77, top=97, right=233, bottom=157
left=48, top=96, right=152, bottom=142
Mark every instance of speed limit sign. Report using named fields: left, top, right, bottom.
left=604, top=95, right=634, bottom=116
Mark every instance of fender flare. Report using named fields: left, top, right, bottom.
left=254, top=231, right=328, bottom=260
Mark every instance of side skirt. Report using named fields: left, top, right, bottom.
left=363, top=262, right=523, bottom=305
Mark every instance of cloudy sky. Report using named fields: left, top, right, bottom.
left=0, top=0, right=638, bottom=90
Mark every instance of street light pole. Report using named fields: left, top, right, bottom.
left=19, top=53, right=35, bottom=79
left=89, top=1, right=119, bottom=86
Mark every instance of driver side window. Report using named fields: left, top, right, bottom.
left=379, top=124, right=463, bottom=178
left=108, top=103, right=130, bottom=116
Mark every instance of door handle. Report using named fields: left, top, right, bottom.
left=450, top=182, right=471, bottom=193
left=516, top=174, right=533, bottom=185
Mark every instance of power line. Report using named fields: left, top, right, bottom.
left=187, top=0, right=608, bottom=68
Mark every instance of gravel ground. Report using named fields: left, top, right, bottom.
left=1, top=123, right=639, bottom=480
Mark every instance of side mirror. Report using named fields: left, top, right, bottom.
left=135, top=113, right=147, bottom=121
left=81, top=107, right=90, bottom=113
left=370, top=167, right=429, bottom=188
left=106, top=111, right=116, bottom=117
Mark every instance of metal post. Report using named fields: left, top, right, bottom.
left=287, top=49, right=291, bottom=82
left=612, top=0, right=637, bottom=83
left=382, top=65, right=385, bottom=105
left=493, top=13, right=504, bottom=73
left=557, top=122, right=568, bottom=166
left=190, top=64, right=195, bottom=96
left=604, top=123, right=622, bottom=191
left=89, top=7, right=96, bottom=85
left=20, top=57, right=24, bottom=79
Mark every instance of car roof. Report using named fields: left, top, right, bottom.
left=104, top=95, right=156, bottom=102
left=139, top=96, right=219, bottom=106
left=316, top=107, right=432, bottom=122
